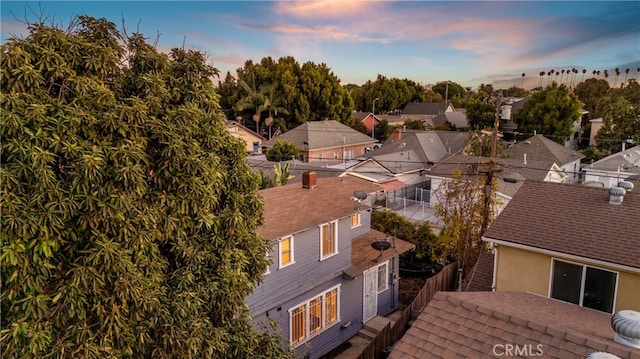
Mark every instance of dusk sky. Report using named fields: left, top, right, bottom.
left=2, top=1, right=639, bottom=89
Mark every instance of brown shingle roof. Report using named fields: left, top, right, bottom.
left=390, top=292, right=638, bottom=359
left=263, top=120, right=374, bottom=150
left=460, top=252, right=494, bottom=292
left=258, top=175, right=381, bottom=240
left=483, top=181, right=640, bottom=270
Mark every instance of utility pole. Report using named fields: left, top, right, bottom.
left=481, top=94, right=502, bottom=233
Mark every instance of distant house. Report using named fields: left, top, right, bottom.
left=483, top=181, right=640, bottom=314
left=401, top=102, right=454, bottom=118
left=352, top=111, right=381, bottom=137
left=582, top=145, right=640, bottom=188
left=389, top=291, right=640, bottom=358
left=505, top=134, right=584, bottom=184
left=226, top=120, right=266, bottom=154
left=263, top=120, right=376, bottom=163
left=247, top=172, right=414, bottom=359
left=429, top=112, right=469, bottom=130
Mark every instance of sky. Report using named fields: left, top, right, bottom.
left=2, top=1, right=639, bottom=89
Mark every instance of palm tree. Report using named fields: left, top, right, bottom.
left=548, top=70, right=554, bottom=85
left=592, top=70, right=597, bottom=78
left=538, top=71, right=545, bottom=88
left=614, top=67, right=620, bottom=87
left=637, top=67, right=640, bottom=81
left=259, top=82, right=289, bottom=139
left=604, top=69, right=609, bottom=84
left=582, top=69, right=587, bottom=82
left=624, top=68, right=630, bottom=85
left=561, top=69, right=566, bottom=85
left=597, top=70, right=601, bottom=78
left=521, top=73, right=526, bottom=88
left=235, top=78, right=266, bottom=134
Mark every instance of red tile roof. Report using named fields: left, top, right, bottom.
left=258, top=175, right=382, bottom=240
left=390, top=292, right=640, bottom=359
left=483, top=181, right=640, bottom=270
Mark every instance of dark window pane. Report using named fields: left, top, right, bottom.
left=583, top=267, right=616, bottom=313
left=551, top=261, right=582, bottom=305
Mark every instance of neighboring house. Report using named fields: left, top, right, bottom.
left=247, top=172, right=414, bottom=359
left=342, top=130, right=467, bottom=208
left=226, top=120, right=266, bottom=154
left=589, top=117, right=604, bottom=146
left=426, top=153, right=567, bottom=215
left=263, top=120, right=376, bottom=163
left=352, top=111, right=380, bottom=137
left=389, top=291, right=640, bottom=358
left=430, top=112, right=469, bottom=130
left=583, top=145, right=640, bottom=188
left=483, top=181, right=640, bottom=314
left=401, top=102, right=454, bottom=118
left=505, top=134, right=584, bottom=184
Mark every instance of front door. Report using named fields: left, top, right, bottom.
left=363, top=267, right=378, bottom=322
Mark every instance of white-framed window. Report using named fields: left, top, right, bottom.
left=550, top=259, right=617, bottom=313
left=320, top=220, right=338, bottom=260
left=289, top=285, right=340, bottom=346
left=351, top=213, right=361, bottom=228
left=377, top=261, right=389, bottom=293
left=278, top=235, right=294, bottom=268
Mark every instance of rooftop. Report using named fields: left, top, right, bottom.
left=258, top=175, right=381, bottom=240
left=390, top=291, right=640, bottom=359
left=483, top=181, right=640, bottom=270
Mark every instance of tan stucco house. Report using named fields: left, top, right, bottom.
left=483, top=181, right=640, bottom=313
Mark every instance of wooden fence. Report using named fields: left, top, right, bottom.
left=357, top=261, right=459, bottom=359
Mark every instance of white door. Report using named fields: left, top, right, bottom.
left=363, top=268, right=378, bottom=322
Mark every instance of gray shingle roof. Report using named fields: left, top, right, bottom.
left=505, top=135, right=584, bottom=165
left=483, top=181, right=640, bottom=269
left=263, top=120, right=375, bottom=150
left=402, top=102, right=452, bottom=115
left=585, top=145, right=640, bottom=173
left=390, top=292, right=638, bottom=359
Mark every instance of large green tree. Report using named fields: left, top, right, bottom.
left=1, top=16, right=292, bottom=358
left=513, top=83, right=583, bottom=144
left=574, top=78, right=610, bottom=120
left=594, top=97, right=640, bottom=155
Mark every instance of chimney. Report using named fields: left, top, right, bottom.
left=609, top=186, right=625, bottom=205
left=302, top=171, right=317, bottom=189
left=611, top=310, right=640, bottom=349
left=392, top=128, right=403, bottom=141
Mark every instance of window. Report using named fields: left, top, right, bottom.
left=265, top=250, right=271, bottom=274
left=377, top=261, right=389, bottom=293
left=351, top=213, right=361, bottom=228
left=289, top=286, right=340, bottom=346
left=320, top=221, right=338, bottom=259
left=550, top=259, right=617, bottom=313
left=279, top=235, right=294, bottom=268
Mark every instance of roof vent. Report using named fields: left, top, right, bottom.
left=609, top=186, right=626, bottom=205
left=617, top=181, right=634, bottom=192
left=611, top=310, right=640, bottom=349
left=585, top=353, right=621, bottom=359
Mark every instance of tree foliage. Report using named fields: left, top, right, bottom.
left=1, top=16, right=293, bottom=358
left=513, top=83, right=583, bottom=144
left=371, top=210, right=435, bottom=263
left=465, top=94, right=496, bottom=130
left=574, top=78, right=610, bottom=120
left=594, top=97, right=640, bottom=155
left=432, top=172, right=498, bottom=272
left=266, top=139, right=298, bottom=162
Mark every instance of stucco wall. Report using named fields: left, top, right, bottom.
left=495, top=245, right=640, bottom=312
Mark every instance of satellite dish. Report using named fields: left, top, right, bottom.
left=371, top=240, right=391, bottom=252
left=353, top=191, right=368, bottom=201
